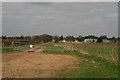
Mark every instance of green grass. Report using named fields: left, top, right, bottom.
left=73, top=43, right=118, bottom=63
left=14, top=45, right=29, bottom=51
left=1, top=48, right=18, bottom=53
left=43, top=46, right=80, bottom=54
left=43, top=44, right=118, bottom=78
left=62, top=60, right=118, bottom=78
left=2, top=45, right=29, bottom=53
left=65, top=54, right=118, bottom=78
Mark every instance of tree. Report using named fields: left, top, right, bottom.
left=65, top=36, right=75, bottom=41
left=59, top=35, right=64, bottom=41
left=99, top=35, right=108, bottom=39
left=40, top=34, right=52, bottom=43
left=53, top=36, right=59, bottom=43
left=2, top=35, right=7, bottom=39
left=84, top=35, right=98, bottom=39
left=33, top=34, right=52, bottom=43
left=76, top=35, right=84, bottom=42
left=97, top=38, right=102, bottom=42
left=20, top=35, right=24, bottom=39
left=111, top=36, right=115, bottom=40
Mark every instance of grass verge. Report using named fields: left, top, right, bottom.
left=43, top=45, right=118, bottom=78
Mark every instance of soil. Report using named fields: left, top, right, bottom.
left=2, top=52, right=79, bottom=78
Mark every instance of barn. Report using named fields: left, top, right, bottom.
left=102, top=39, right=111, bottom=43
left=84, top=39, right=97, bottom=43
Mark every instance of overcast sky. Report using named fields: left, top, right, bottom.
left=2, top=0, right=119, bottom=2
left=2, top=2, right=118, bottom=37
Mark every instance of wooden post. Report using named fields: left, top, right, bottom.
left=12, top=41, right=14, bottom=48
left=2, top=43, right=4, bottom=48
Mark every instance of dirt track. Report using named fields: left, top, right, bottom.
left=2, top=52, right=79, bottom=78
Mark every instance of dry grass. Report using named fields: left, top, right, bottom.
left=2, top=52, right=79, bottom=78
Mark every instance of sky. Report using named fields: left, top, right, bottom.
left=1, top=0, right=119, bottom=2
left=2, top=2, right=118, bottom=37
left=0, top=2, right=1, bottom=37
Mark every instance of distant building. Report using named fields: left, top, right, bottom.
left=84, top=39, right=97, bottom=43
left=102, top=39, right=111, bottom=43
left=75, top=39, right=79, bottom=43
left=52, top=39, right=55, bottom=42
left=61, top=40, right=66, bottom=42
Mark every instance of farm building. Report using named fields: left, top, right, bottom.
left=102, top=39, right=111, bottom=43
left=84, top=39, right=97, bottom=43
left=52, top=39, right=55, bottom=42
left=61, top=40, right=66, bottom=42
left=75, top=39, right=79, bottom=43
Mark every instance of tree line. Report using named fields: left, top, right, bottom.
left=2, top=34, right=119, bottom=43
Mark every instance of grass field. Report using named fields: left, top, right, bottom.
left=43, top=46, right=79, bottom=54
left=2, top=42, right=119, bottom=78
left=73, top=43, right=118, bottom=63
left=43, top=42, right=118, bottom=78
left=1, top=45, right=29, bottom=53
left=2, top=48, right=17, bottom=53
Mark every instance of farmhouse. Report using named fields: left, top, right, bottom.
left=84, top=39, right=97, bottom=43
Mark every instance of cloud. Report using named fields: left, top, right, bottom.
left=2, top=0, right=119, bottom=2
left=0, top=2, right=2, bottom=36
left=2, top=2, right=118, bottom=37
